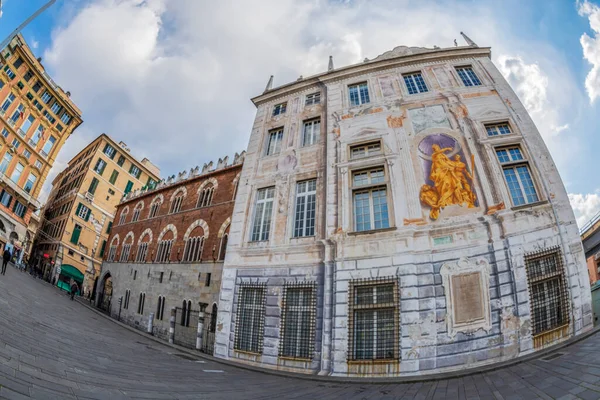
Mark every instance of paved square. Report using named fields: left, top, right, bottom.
left=0, top=266, right=599, bottom=399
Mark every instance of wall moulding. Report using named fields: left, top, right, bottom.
left=440, top=257, right=491, bottom=338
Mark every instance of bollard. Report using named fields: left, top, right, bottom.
left=169, top=307, right=176, bottom=344
left=196, top=310, right=205, bottom=350
left=147, top=312, right=154, bottom=334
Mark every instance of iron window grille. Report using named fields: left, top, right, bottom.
left=403, top=72, right=428, bottom=94
left=302, top=119, right=320, bottom=147
left=348, top=277, right=399, bottom=361
left=293, top=179, right=317, bottom=237
left=234, top=283, right=267, bottom=354
left=183, top=236, right=204, bottom=262
left=495, top=145, right=539, bottom=206
left=305, top=92, right=321, bottom=106
left=136, top=242, right=149, bottom=262
left=250, top=187, right=275, bottom=241
left=279, top=283, right=317, bottom=359
left=485, top=123, right=512, bottom=136
left=348, top=82, right=370, bottom=106
left=456, top=66, right=482, bottom=86
left=524, top=247, right=570, bottom=336
left=155, top=240, right=173, bottom=263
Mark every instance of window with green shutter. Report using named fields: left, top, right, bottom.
left=109, top=170, right=119, bottom=184
left=106, top=221, right=112, bottom=234
left=124, top=180, right=133, bottom=194
left=99, top=240, right=107, bottom=257
left=88, top=177, right=99, bottom=195
left=75, top=203, right=91, bottom=221
left=117, top=155, right=125, bottom=167
left=70, top=224, right=82, bottom=244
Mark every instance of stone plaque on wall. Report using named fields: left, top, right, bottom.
left=452, top=272, right=484, bottom=323
left=440, top=257, right=491, bottom=337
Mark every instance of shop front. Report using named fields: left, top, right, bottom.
left=56, top=264, right=83, bottom=294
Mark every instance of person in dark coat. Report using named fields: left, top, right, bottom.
left=70, top=282, right=78, bottom=300
left=1, top=248, right=11, bottom=275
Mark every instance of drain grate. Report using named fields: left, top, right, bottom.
left=541, top=352, right=565, bottom=361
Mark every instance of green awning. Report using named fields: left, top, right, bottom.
left=59, top=264, right=84, bottom=284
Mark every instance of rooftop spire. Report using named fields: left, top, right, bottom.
left=328, top=55, right=334, bottom=72
left=460, top=31, right=477, bottom=47
left=264, top=75, right=274, bottom=92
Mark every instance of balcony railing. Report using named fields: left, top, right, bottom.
left=40, top=150, right=48, bottom=158
left=17, top=128, right=25, bottom=138
left=7, top=119, right=15, bottom=127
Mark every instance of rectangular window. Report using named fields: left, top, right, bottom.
left=3, top=66, right=15, bottom=80
left=205, top=272, right=211, bottom=287
left=34, top=160, right=42, bottom=169
left=41, top=136, right=56, bottom=156
left=1, top=93, right=16, bottom=112
left=272, top=102, right=287, bottom=116
left=22, top=150, right=31, bottom=159
left=279, top=285, right=316, bottom=359
left=495, top=146, right=539, bottom=206
left=234, top=284, right=266, bottom=354
left=293, top=179, right=316, bottom=237
left=70, top=224, right=82, bottom=244
left=10, top=104, right=24, bottom=124
left=109, top=170, right=119, bottom=184
left=0, top=190, right=12, bottom=208
left=94, top=158, right=107, bottom=175
left=1, top=128, right=8, bottom=138
left=106, top=221, right=112, bottom=234
left=88, top=177, right=99, bottom=195
left=129, top=165, right=141, bottom=179
left=305, top=92, right=321, bottom=106
left=403, top=72, right=428, bottom=94
left=352, top=168, right=390, bottom=232
left=349, top=279, right=398, bottom=361
left=50, top=101, right=62, bottom=115
left=456, top=66, right=482, bottom=87
left=525, top=248, right=569, bottom=336
left=20, top=115, right=35, bottom=134
left=11, top=138, right=20, bottom=149
left=24, top=173, right=36, bottom=193
left=99, top=240, right=106, bottom=258
left=42, top=110, right=56, bottom=124
left=41, top=90, right=53, bottom=104
left=350, top=141, right=382, bottom=160
left=30, top=125, right=43, bottom=147
left=10, top=162, right=23, bottom=184
left=485, top=123, right=512, bottom=136
left=32, top=82, right=41, bottom=92
left=302, top=119, right=320, bottom=147
left=23, top=70, right=33, bottom=82
left=124, top=180, right=133, bottom=194
left=348, top=82, right=370, bottom=106
left=13, top=58, right=23, bottom=69
left=60, top=112, right=71, bottom=125
left=76, top=203, right=91, bottom=221
left=250, top=187, right=275, bottom=241
left=117, top=155, right=125, bottom=167
left=103, top=144, right=116, bottom=159
left=13, top=201, right=26, bottom=218
left=265, top=128, right=283, bottom=156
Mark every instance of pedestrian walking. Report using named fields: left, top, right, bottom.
left=70, top=282, right=78, bottom=301
left=1, top=248, right=11, bottom=275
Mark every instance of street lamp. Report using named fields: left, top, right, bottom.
left=0, top=0, right=57, bottom=51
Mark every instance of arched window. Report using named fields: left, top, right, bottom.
left=136, top=229, right=152, bottom=262
left=132, top=202, right=144, bottom=222
left=170, top=189, right=186, bottom=214
left=197, top=185, right=214, bottom=208
left=107, top=235, right=119, bottom=262
left=120, top=232, right=134, bottom=262
left=157, top=296, right=166, bottom=320
left=181, top=300, right=187, bottom=326
left=232, top=173, right=241, bottom=201
left=217, top=219, right=230, bottom=261
left=148, top=195, right=163, bottom=218
left=124, top=289, right=130, bottom=309
left=138, top=292, right=145, bottom=314
left=186, top=300, right=192, bottom=327
left=118, top=206, right=129, bottom=225
left=155, top=228, right=175, bottom=263
left=183, top=225, right=205, bottom=263
left=218, top=234, right=228, bottom=261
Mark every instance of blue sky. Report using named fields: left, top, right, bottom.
left=1, top=0, right=600, bottom=225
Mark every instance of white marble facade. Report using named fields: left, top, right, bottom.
left=215, top=44, right=592, bottom=377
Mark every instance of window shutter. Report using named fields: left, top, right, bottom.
left=84, top=208, right=91, bottom=222
left=106, top=221, right=112, bottom=234
left=124, top=181, right=133, bottom=194
left=89, top=178, right=99, bottom=194
left=76, top=203, right=82, bottom=216
left=99, top=162, right=106, bottom=175
left=70, top=225, right=81, bottom=244
left=99, top=240, right=106, bottom=257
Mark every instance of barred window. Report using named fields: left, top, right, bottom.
left=250, top=187, right=275, bottom=241
left=525, top=248, right=569, bottom=336
left=197, top=185, right=214, bottom=208
left=136, top=242, right=149, bottom=262
left=183, top=236, right=204, bottom=262
left=279, top=285, right=316, bottom=359
left=234, top=285, right=266, bottom=354
left=155, top=240, right=173, bottom=263
left=293, top=179, right=316, bottom=237
left=349, top=279, right=398, bottom=361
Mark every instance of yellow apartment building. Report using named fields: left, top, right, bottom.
left=35, top=134, right=159, bottom=293
left=0, top=34, right=82, bottom=258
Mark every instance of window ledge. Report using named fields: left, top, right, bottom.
left=348, top=226, right=396, bottom=236
left=347, top=359, right=400, bottom=365
left=278, top=356, right=313, bottom=362
left=234, top=349, right=262, bottom=357
left=511, top=200, right=549, bottom=212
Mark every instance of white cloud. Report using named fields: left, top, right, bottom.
left=38, top=0, right=583, bottom=203
left=569, top=192, right=600, bottom=228
left=578, top=0, right=600, bottom=102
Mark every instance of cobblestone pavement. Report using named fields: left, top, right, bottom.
left=0, top=267, right=599, bottom=399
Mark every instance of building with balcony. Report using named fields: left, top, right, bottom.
left=34, top=134, right=159, bottom=293
left=97, top=153, right=244, bottom=352
left=0, top=34, right=83, bottom=257
left=215, top=36, right=593, bottom=377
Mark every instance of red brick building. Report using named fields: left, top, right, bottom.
left=97, top=153, right=244, bottom=351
